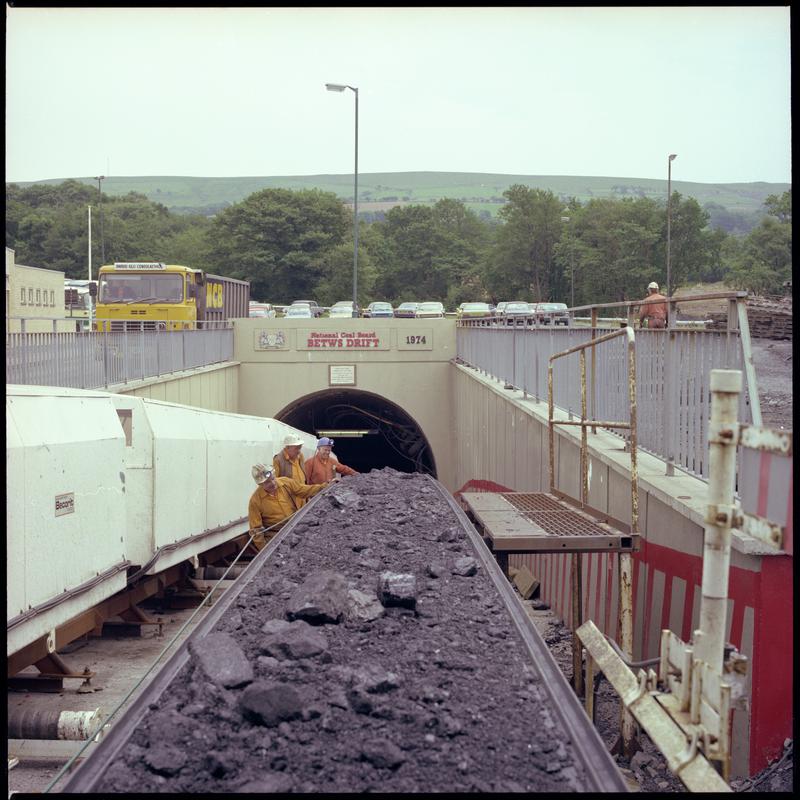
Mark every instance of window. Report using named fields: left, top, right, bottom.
left=36, top=289, right=41, bottom=305
left=50, top=290, right=55, bottom=306
left=20, top=287, right=26, bottom=305
left=28, top=288, right=33, bottom=304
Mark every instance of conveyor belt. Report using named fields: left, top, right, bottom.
left=60, top=471, right=626, bottom=793
left=462, top=491, right=638, bottom=552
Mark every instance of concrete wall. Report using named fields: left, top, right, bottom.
left=111, top=362, right=240, bottom=413
left=233, top=317, right=458, bottom=488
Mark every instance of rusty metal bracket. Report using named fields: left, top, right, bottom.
left=738, top=424, right=792, bottom=456
left=707, top=422, right=740, bottom=446
left=704, top=503, right=740, bottom=528
left=737, top=511, right=784, bottom=549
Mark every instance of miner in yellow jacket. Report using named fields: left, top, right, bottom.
left=248, top=463, right=330, bottom=549
left=273, top=433, right=309, bottom=506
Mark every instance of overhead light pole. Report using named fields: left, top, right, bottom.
left=561, top=210, right=574, bottom=307
left=666, top=154, right=677, bottom=299
left=325, top=83, right=359, bottom=316
left=94, top=175, right=106, bottom=263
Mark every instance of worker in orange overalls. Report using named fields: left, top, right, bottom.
left=638, top=281, right=668, bottom=329
left=304, top=437, right=358, bottom=484
left=248, top=464, right=330, bottom=549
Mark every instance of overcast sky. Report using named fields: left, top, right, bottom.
left=5, top=6, right=792, bottom=185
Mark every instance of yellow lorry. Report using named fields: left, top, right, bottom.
left=93, top=262, right=250, bottom=331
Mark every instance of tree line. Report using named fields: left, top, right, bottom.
left=6, top=180, right=791, bottom=306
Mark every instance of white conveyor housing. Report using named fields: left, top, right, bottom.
left=7, top=384, right=315, bottom=659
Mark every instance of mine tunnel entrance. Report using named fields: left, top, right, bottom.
left=275, top=389, right=437, bottom=478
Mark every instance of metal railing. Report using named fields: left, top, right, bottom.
left=6, top=319, right=235, bottom=390
left=456, top=293, right=760, bottom=483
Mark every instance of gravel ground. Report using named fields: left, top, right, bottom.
left=87, top=469, right=606, bottom=793
left=749, top=338, right=793, bottom=430
left=523, top=601, right=793, bottom=793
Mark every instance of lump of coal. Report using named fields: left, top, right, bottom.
left=377, top=572, right=417, bottom=609
left=189, top=632, right=253, bottom=689
left=285, top=571, right=350, bottom=625
left=346, top=588, right=385, bottom=622
left=239, top=681, right=305, bottom=727
left=360, top=738, right=406, bottom=770
left=425, top=563, right=445, bottom=578
left=259, top=619, right=328, bottom=660
left=328, top=486, right=360, bottom=508
left=451, top=557, right=478, bottom=577
left=144, top=744, right=186, bottom=776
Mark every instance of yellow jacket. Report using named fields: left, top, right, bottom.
left=273, top=450, right=307, bottom=499
left=248, top=477, right=326, bottom=531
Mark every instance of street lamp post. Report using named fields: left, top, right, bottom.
left=94, top=175, right=106, bottom=263
left=666, top=154, right=677, bottom=299
left=561, top=212, right=574, bottom=307
left=325, top=83, right=359, bottom=317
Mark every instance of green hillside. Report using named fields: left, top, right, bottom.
left=10, top=172, right=789, bottom=218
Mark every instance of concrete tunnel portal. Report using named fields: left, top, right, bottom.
left=275, top=388, right=437, bottom=478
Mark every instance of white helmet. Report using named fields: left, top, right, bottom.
left=282, top=433, right=304, bottom=447
left=252, top=463, right=274, bottom=484
left=647, top=281, right=659, bottom=291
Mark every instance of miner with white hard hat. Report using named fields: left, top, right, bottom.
left=248, top=463, right=330, bottom=548
left=273, top=432, right=308, bottom=494
left=638, top=281, right=668, bottom=329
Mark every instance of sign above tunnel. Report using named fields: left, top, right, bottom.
left=299, top=330, right=390, bottom=350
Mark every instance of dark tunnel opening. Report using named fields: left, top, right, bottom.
left=274, top=389, right=437, bottom=478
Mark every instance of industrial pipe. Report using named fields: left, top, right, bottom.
left=8, top=708, right=104, bottom=740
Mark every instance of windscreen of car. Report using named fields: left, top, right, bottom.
left=505, top=303, right=530, bottom=312
left=418, top=303, right=443, bottom=311
left=399, top=303, right=417, bottom=309
left=462, top=303, right=489, bottom=311
left=372, top=303, right=392, bottom=311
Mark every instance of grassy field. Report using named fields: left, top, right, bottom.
left=12, top=172, right=789, bottom=218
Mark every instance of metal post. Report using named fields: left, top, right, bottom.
left=694, top=369, right=741, bottom=673
left=590, top=307, right=598, bottom=434
left=663, top=325, right=676, bottom=476
left=353, top=87, right=359, bottom=313
left=571, top=553, right=584, bottom=696
left=666, top=153, right=677, bottom=298
left=735, top=298, right=762, bottom=425
left=94, top=175, right=106, bottom=264
left=618, top=327, right=639, bottom=758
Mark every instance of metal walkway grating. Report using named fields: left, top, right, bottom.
left=460, top=491, right=638, bottom=553
left=503, top=494, right=611, bottom=538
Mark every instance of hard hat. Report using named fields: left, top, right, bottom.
left=282, top=433, right=304, bottom=447
left=252, top=463, right=274, bottom=484
left=317, top=437, right=334, bottom=448
left=648, top=281, right=659, bottom=291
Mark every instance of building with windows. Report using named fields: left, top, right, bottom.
left=5, top=248, right=75, bottom=333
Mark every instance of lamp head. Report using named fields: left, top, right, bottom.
left=326, top=83, right=347, bottom=92
left=668, top=154, right=677, bottom=161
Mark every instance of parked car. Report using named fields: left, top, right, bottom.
left=503, top=301, right=534, bottom=325
left=495, top=302, right=508, bottom=317
left=457, top=302, right=493, bottom=319
left=364, top=301, right=394, bottom=318
left=284, top=303, right=313, bottom=319
left=329, top=300, right=360, bottom=319
left=394, top=302, right=419, bottom=318
left=415, top=301, right=445, bottom=319
left=248, top=302, right=276, bottom=318
left=534, top=302, right=570, bottom=326
left=291, top=299, right=322, bottom=317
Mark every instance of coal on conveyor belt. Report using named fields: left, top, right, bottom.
left=85, top=469, right=611, bottom=793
